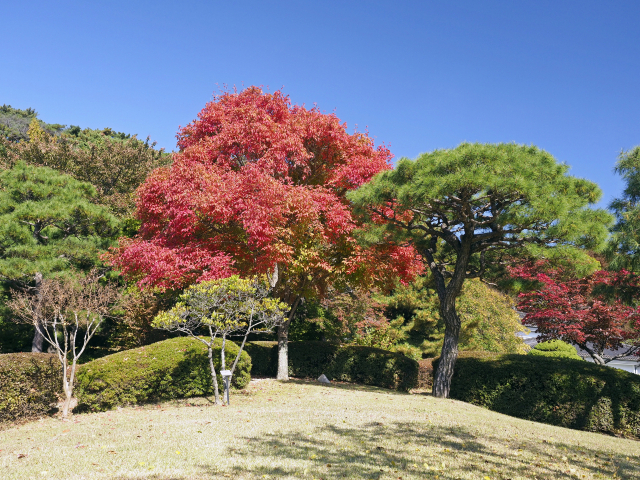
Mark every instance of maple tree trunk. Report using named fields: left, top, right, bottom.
left=276, top=297, right=301, bottom=381
left=432, top=297, right=462, bottom=398
left=276, top=320, right=291, bottom=380
left=31, top=272, right=45, bottom=353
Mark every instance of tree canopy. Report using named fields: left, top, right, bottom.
left=1, top=121, right=170, bottom=216
left=516, top=266, right=640, bottom=364
left=607, top=145, right=640, bottom=271
left=0, top=162, right=120, bottom=286
left=106, top=86, right=420, bottom=379
left=349, top=142, right=612, bottom=397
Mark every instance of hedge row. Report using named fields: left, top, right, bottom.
left=75, top=337, right=251, bottom=412
left=0, top=353, right=61, bottom=423
left=245, top=341, right=419, bottom=391
left=434, top=353, right=640, bottom=438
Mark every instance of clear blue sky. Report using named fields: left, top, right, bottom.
left=4, top=1, right=639, bottom=209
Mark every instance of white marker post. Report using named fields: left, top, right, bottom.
left=220, top=370, right=232, bottom=405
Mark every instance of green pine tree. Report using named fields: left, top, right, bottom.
left=350, top=142, right=612, bottom=397
left=0, top=161, right=120, bottom=352
left=607, top=146, right=640, bottom=271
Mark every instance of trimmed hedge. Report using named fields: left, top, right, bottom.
left=243, top=341, right=278, bottom=376
left=434, top=353, right=640, bottom=438
left=0, top=353, right=62, bottom=422
left=75, top=337, right=251, bottom=412
left=245, top=341, right=419, bottom=391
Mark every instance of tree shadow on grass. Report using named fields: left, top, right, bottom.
left=107, top=419, right=639, bottom=479
left=195, top=421, right=639, bottom=480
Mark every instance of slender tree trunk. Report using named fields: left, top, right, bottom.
left=207, top=345, right=220, bottom=405
left=59, top=354, right=73, bottom=419
left=276, top=297, right=301, bottom=381
left=62, top=355, right=81, bottom=419
left=221, top=334, right=226, bottom=370
left=432, top=299, right=462, bottom=398
left=31, top=272, right=45, bottom=353
left=62, top=376, right=73, bottom=418
left=580, top=343, right=606, bottom=365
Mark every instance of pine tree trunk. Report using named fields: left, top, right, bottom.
left=430, top=246, right=469, bottom=399
left=432, top=299, right=462, bottom=398
left=31, top=272, right=44, bottom=353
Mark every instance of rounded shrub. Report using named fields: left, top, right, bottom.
left=434, top=353, right=640, bottom=438
left=0, top=353, right=62, bottom=423
left=528, top=339, right=583, bottom=360
left=75, top=336, right=251, bottom=412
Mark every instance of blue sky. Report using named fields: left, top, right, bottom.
left=3, top=1, right=639, bottom=209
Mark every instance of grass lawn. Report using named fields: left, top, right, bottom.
left=1, top=378, right=639, bottom=480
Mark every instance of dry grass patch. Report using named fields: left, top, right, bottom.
left=0, top=379, right=639, bottom=479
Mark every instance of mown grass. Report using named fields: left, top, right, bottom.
left=1, top=379, right=639, bottom=479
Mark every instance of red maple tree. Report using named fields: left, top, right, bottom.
left=105, top=87, right=421, bottom=378
left=514, top=264, right=640, bottom=364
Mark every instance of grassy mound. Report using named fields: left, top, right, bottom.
left=75, top=336, right=251, bottom=412
left=0, top=353, right=61, bottom=423
left=436, top=353, right=640, bottom=438
left=2, top=379, right=639, bottom=479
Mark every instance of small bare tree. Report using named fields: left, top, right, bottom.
left=153, top=276, right=287, bottom=405
left=9, top=271, right=120, bottom=418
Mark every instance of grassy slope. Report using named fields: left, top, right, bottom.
left=0, top=379, right=639, bottom=480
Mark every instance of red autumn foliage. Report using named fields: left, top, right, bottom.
left=513, top=264, right=640, bottom=364
left=105, top=87, right=421, bottom=295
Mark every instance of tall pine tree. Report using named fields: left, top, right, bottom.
left=0, top=162, right=119, bottom=351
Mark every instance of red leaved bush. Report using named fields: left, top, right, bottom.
left=105, top=87, right=421, bottom=296
left=513, top=264, right=640, bottom=364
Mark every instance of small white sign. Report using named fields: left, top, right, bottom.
left=220, top=370, right=232, bottom=377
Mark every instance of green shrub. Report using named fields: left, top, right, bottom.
left=0, top=353, right=62, bottom=422
left=245, top=341, right=419, bottom=391
left=434, top=353, right=640, bottom=438
left=528, top=339, right=583, bottom=360
left=75, top=337, right=251, bottom=412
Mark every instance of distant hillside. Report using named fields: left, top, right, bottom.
left=0, top=104, right=151, bottom=148
left=0, top=105, right=65, bottom=142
